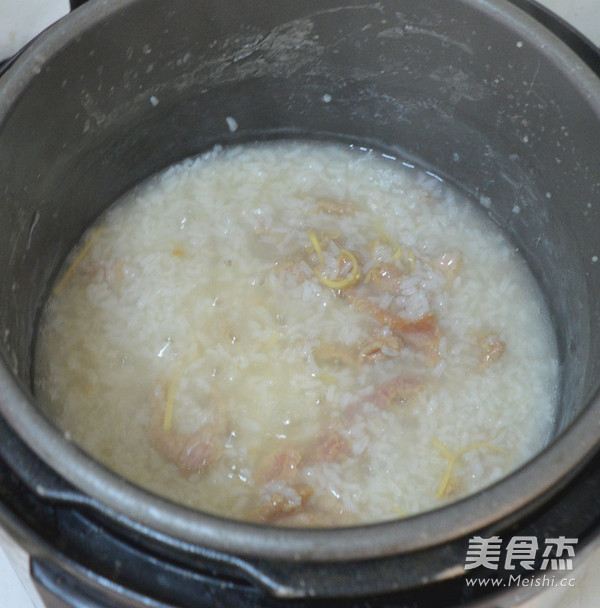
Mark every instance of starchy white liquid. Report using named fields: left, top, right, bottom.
left=35, top=141, right=558, bottom=526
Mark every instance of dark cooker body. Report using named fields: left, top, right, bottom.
left=2, top=0, right=600, bottom=606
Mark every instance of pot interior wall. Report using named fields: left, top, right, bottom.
left=1, top=0, right=600, bottom=465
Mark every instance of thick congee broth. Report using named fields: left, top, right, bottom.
left=35, top=141, right=558, bottom=526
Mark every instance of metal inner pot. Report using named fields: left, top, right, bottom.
left=1, top=0, right=600, bottom=602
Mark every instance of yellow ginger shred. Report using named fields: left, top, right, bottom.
left=324, top=230, right=341, bottom=241
left=317, top=372, right=337, bottom=385
left=163, top=372, right=179, bottom=432
left=308, top=231, right=361, bottom=290
left=308, top=229, right=324, bottom=265
left=162, top=345, right=203, bottom=432
left=52, top=226, right=104, bottom=296
left=315, top=248, right=361, bottom=290
left=392, top=246, right=405, bottom=261
left=372, top=227, right=417, bottom=271
left=432, top=438, right=506, bottom=499
left=431, top=437, right=453, bottom=460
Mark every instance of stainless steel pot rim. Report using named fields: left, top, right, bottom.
left=2, top=0, right=600, bottom=562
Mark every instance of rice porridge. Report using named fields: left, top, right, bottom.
left=35, top=141, right=558, bottom=526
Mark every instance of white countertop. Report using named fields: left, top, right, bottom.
left=1, top=1, right=600, bottom=607
left=0, top=0, right=69, bottom=61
